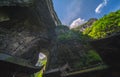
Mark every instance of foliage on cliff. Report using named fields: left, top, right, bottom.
left=56, top=25, right=89, bottom=42
left=56, top=25, right=76, bottom=40
left=55, top=25, right=102, bottom=69
left=83, top=10, right=120, bottom=39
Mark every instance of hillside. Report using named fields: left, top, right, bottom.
left=83, top=10, right=120, bottom=39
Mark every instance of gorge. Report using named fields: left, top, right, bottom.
left=0, top=0, right=120, bottom=77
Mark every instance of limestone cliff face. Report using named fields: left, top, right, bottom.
left=0, top=0, right=60, bottom=65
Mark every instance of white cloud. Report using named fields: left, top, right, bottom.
left=95, top=0, right=109, bottom=13
left=70, top=18, right=86, bottom=29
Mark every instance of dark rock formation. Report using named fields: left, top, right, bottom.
left=0, top=0, right=61, bottom=76
left=0, top=53, right=44, bottom=77
left=62, top=32, right=120, bottom=77
left=90, top=32, right=120, bottom=68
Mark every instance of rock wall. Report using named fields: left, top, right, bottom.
left=0, top=0, right=60, bottom=67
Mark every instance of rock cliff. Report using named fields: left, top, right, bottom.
left=0, top=0, right=61, bottom=73
left=47, top=25, right=102, bottom=71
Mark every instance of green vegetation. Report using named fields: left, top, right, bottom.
left=56, top=25, right=102, bottom=69
left=56, top=25, right=90, bottom=42
left=33, top=58, right=47, bottom=77
left=71, top=30, right=91, bottom=42
left=71, top=50, right=102, bottom=69
left=56, top=25, right=78, bottom=41
left=83, top=10, right=120, bottom=39
left=57, top=30, right=76, bottom=40
left=85, top=50, right=102, bottom=65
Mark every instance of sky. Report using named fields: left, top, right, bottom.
left=53, top=0, right=120, bottom=28
left=39, top=53, right=46, bottom=59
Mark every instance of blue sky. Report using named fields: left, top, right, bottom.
left=53, top=0, right=120, bottom=27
